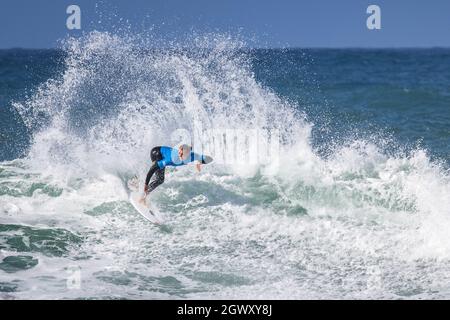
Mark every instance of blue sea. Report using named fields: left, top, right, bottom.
left=0, top=33, right=449, bottom=299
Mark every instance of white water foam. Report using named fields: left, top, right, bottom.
left=2, top=32, right=449, bottom=299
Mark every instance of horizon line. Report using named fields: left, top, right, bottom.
left=2, top=46, right=450, bottom=51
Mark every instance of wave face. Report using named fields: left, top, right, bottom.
left=1, top=33, right=450, bottom=299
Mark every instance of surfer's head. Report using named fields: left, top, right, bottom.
left=178, top=144, right=191, bottom=161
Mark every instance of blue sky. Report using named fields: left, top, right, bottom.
left=1, top=0, right=450, bottom=48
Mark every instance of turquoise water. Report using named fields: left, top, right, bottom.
left=0, top=33, right=449, bottom=299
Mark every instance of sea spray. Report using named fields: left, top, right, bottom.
left=1, top=32, right=449, bottom=299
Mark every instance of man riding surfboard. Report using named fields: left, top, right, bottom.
left=144, top=144, right=212, bottom=195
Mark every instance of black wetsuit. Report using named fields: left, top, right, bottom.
left=145, top=146, right=166, bottom=193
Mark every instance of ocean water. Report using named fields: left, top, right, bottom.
left=0, top=32, right=449, bottom=299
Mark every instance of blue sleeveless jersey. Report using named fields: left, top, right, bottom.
left=157, top=146, right=205, bottom=169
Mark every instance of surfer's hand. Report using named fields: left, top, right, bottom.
left=196, top=163, right=202, bottom=172
left=144, top=184, right=149, bottom=194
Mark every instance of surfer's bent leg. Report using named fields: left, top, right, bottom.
left=145, top=146, right=165, bottom=193
left=147, top=167, right=165, bottom=193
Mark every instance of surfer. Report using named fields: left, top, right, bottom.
left=144, top=144, right=212, bottom=195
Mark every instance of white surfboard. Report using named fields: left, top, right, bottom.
left=127, top=177, right=164, bottom=225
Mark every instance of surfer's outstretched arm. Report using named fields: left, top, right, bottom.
left=191, top=153, right=213, bottom=172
